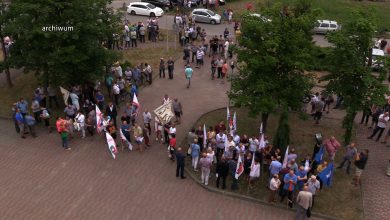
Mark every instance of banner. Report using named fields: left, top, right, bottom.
left=318, top=162, right=334, bottom=187
left=282, top=146, right=289, bottom=169
left=235, top=154, right=244, bottom=179
left=154, top=101, right=174, bottom=125
left=96, top=105, right=103, bottom=133
left=258, top=133, right=266, bottom=149
left=106, top=132, right=117, bottom=159
left=59, top=86, right=70, bottom=105
left=119, top=128, right=133, bottom=151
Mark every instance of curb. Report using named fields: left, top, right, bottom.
left=180, top=107, right=342, bottom=220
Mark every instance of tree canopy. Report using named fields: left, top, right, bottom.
left=229, top=0, right=317, bottom=133
left=322, top=10, right=389, bottom=143
left=3, top=0, right=121, bottom=86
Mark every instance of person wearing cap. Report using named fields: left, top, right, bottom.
left=184, top=65, right=193, bottom=88
left=307, top=175, right=320, bottom=208
left=268, top=174, right=281, bottom=203
left=190, top=139, right=201, bottom=171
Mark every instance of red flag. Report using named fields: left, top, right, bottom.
left=235, top=154, right=244, bottom=179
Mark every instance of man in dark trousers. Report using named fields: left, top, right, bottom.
left=228, top=156, right=238, bottom=190
left=106, top=102, right=118, bottom=127
left=216, top=156, right=229, bottom=189
left=176, top=147, right=186, bottom=179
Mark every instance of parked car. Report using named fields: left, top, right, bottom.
left=190, top=8, right=221, bottom=25
left=141, top=0, right=173, bottom=9
left=313, top=20, right=340, bottom=34
left=371, top=48, right=385, bottom=71
left=127, top=2, right=164, bottom=17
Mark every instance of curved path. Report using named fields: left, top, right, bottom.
left=0, top=53, right=316, bottom=219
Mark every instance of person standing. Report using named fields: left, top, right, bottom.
left=47, top=85, right=59, bottom=108
left=17, top=98, right=28, bottom=117
left=176, top=147, right=186, bottom=179
left=280, top=169, right=297, bottom=207
left=216, top=156, right=229, bottom=189
left=106, top=102, right=118, bottom=127
left=172, top=98, right=183, bottom=124
left=353, top=149, right=369, bottom=186
left=337, top=143, right=357, bottom=174
left=368, top=112, right=389, bottom=142
left=25, top=113, right=37, bottom=138
left=199, top=152, right=212, bottom=185
left=185, top=65, right=193, bottom=88
left=143, top=109, right=152, bottom=135
left=228, top=156, right=238, bottom=190
left=268, top=174, right=281, bottom=203
left=313, top=97, right=325, bottom=124
left=159, top=58, right=166, bottom=78
left=249, top=158, right=261, bottom=189
left=210, top=56, right=217, bottom=80
left=169, top=133, right=177, bottom=161
left=75, top=111, right=86, bottom=138
left=112, top=82, right=120, bottom=106
left=307, top=175, right=320, bottom=208
left=216, top=57, right=223, bottom=78
left=323, top=136, right=341, bottom=161
left=134, top=123, right=144, bottom=152
left=31, top=98, right=41, bottom=123
left=215, top=131, right=227, bottom=161
left=221, top=60, right=228, bottom=84
left=190, top=139, right=201, bottom=171
left=167, top=57, right=175, bottom=79
left=295, top=185, right=313, bottom=220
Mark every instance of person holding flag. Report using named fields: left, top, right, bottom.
left=249, top=156, right=260, bottom=189
left=120, top=120, right=133, bottom=151
left=280, top=169, right=297, bottom=207
left=318, top=161, right=334, bottom=187
left=228, top=156, right=239, bottom=190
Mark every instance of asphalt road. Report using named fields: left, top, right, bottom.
left=109, top=0, right=332, bottom=47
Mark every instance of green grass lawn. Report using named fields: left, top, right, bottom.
left=186, top=107, right=363, bottom=220
left=220, top=0, right=390, bottom=32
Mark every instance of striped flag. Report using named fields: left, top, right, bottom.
left=227, top=106, right=233, bottom=130
left=96, top=105, right=103, bottom=133
left=133, top=93, right=140, bottom=114
left=106, top=132, right=117, bottom=159
left=119, top=128, right=133, bottom=151
left=282, top=146, right=289, bottom=169
left=235, top=154, right=244, bottom=179
left=203, top=124, right=207, bottom=148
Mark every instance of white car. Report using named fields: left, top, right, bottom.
left=313, top=20, right=340, bottom=34
left=127, top=2, right=164, bottom=17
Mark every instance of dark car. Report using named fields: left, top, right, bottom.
left=141, top=0, right=173, bottom=9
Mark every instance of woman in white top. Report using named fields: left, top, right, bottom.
left=249, top=158, right=260, bottom=189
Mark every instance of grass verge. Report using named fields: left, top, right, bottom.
left=186, top=107, right=362, bottom=220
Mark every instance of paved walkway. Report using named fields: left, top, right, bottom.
left=354, top=117, right=390, bottom=220
left=0, top=54, right=309, bottom=219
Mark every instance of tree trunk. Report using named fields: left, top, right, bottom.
left=4, top=67, right=13, bottom=87
left=342, top=109, right=357, bottom=145
left=261, top=112, right=269, bottom=133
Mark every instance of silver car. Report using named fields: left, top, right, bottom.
left=191, top=8, right=221, bottom=25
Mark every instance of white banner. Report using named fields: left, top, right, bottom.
left=153, top=101, right=174, bottom=125
left=106, top=132, right=117, bottom=159
left=59, top=86, right=70, bottom=105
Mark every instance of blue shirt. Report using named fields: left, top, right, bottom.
left=185, top=67, right=193, bottom=79
left=191, top=143, right=200, bottom=157
left=25, top=115, right=36, bottom=126
left=269, top=161, right=282, bottom=175
left=283, top=173, right=298, bottom=191
left=296, top=169, right=307, bottom=189
left=17, top=101, right=28, bottom=114
left=15, top=112, right=24, bottom=123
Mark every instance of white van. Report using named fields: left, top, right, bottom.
left=313, top=20, right=340, bottom=34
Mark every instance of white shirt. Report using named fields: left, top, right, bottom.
left=169, top=127, right=176, bottom=134
left=143, top=112, right=152, bottom=124
left=224, top=41, right=230, bottom=51
left=76, top=113, right=85, bottom=126
left=377, top=114, right=389, bottom=128
left=116, top=66, right=123, bottom=78
left=269, top=178, right=281, bottom=191
left=249, top=138, right=259, bottom=152
left=69, top=93, right=80, bottom=110
left=250, top=163, right=260, bottom=178
left=216, top=133, right=226, bottom=149
left=113, top=84, right=120, bottom=95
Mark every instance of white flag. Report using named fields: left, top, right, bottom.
left=119, top=128, right=133, bottom=151
left=133, top=93, right=140, bottom=113
left=259, top=122, right=263, bottom=134
left=106, top=132, right=117, bottom=159
left=282, top=146, right=289, bottom=169
left=59, top=86, right=70, bottom=105
left=258, top=133, right=266, bottom=149
left=233, top=112, right=237, bottom=131
left=203, top=124, right=207, bottom=147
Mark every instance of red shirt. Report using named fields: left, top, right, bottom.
left=169, top=138, right=177, bottom=149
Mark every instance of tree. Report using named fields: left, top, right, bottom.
left=3, top=0, right=121, bottom=86
left=0, top=1, right=13, bottom=87
left=322, top=10, right=388, bottom=144
left=228, top=0, right=316, bottom=136
left=273, top=110, right=290, bottom=151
